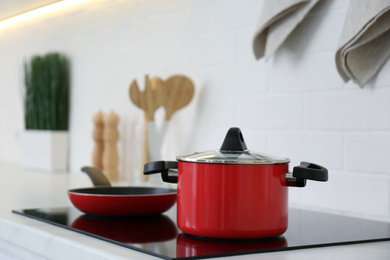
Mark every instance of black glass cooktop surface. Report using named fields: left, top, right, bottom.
left=12, top=206, right=390, bottom=259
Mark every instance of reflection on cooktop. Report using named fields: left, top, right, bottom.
left=12, top=207, right=390, bottom=260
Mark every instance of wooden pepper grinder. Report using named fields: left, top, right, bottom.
left=102, top=112, right=120, bottom=181
left=92, top=112, right=104, bottom=171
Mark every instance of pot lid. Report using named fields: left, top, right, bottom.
left=176, top=127, right=290, bottom=165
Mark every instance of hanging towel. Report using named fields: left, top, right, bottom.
left=253, top=0, right=321, bottom=60
left=335, top=0, right=390, bottom=87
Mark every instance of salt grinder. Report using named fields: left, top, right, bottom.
left=92, top=112, right=104, bottom=171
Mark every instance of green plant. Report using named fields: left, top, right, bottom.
left=24, top=53, right=70, bottom=130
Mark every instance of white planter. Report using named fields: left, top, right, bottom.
left=22, top=130, right=69, bottom=172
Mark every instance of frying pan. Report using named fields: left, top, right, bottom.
left=68, top=167, right=177, bottom=216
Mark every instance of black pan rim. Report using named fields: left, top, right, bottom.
left=68, top=187, right=177, bottom=197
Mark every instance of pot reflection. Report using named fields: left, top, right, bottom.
left=71, top=214, right=178, bottom=243
left=176, top=233, right=287, bottom=258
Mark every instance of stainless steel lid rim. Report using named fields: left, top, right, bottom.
left=176, top=149, right=290, bottom=165
left=176, top=159, right=290, bottom=165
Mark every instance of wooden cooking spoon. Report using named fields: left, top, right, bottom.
left=163, top=75, right=195, bottom=120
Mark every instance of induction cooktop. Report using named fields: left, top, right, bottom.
left=12, top=206, right=390, bottom=260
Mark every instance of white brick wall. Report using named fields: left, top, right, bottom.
left=0, top=0, right=389, bottom=221
left=305, top=89, right=390, bottom=130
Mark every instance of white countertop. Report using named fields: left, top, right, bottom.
left=0, top=161, right=389, bottom=260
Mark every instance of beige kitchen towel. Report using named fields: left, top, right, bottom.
left=335, top=0, right=390, bottom=87
left=253, top=0, right=321, bottom=60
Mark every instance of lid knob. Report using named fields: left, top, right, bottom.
left=220, top=127, right=248, bottom=151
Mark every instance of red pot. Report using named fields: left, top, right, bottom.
left=144, top=127, right=328, bottom=239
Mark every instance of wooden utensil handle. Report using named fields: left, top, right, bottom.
left=141, top=113, right=149, bottom=182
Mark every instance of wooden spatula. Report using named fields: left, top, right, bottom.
left=129, top=79, right=150, bottom=181
left=144, top=75, right=163, bottom=122
left=129, top=75, right=163, bottom=181
left=129, top=79, right=143, bottom=110
left=130, top=75, right=162, bottom=121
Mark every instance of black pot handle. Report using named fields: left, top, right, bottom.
left=144, top=161, right=178, bottom=183
left=287, top=162, right=328, bottom=187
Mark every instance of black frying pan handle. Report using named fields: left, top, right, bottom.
left=81, top=166, right=112, bottom=187
left=144, top=161, right=178, bottom=183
